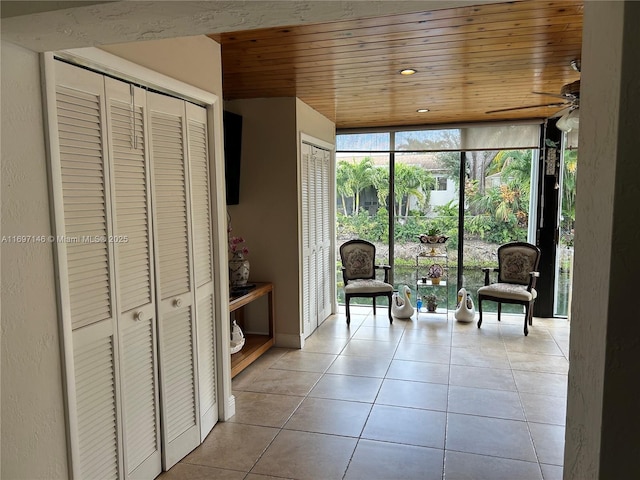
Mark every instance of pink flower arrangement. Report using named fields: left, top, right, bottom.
left=228, top=227, right=249, bottom=257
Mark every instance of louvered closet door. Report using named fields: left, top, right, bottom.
left=53, top=61, right=122, bottom=480
left=105, top=78, right=162, bottom=479
left=309, top=148, right=319, bottom=333
left=148, top=92, right=200, bottom=470
left=302, top=143, right=333, bottom=338
left=185, top=102, right=218, bottom=440
left=301, top=142, right=317, bottom=337
left=317, top=147, right=332, bottom=323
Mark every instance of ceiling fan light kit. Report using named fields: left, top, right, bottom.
left=556, top=108, right=580, bottom=132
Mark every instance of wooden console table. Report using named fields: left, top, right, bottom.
left=229, top=282, right=275, bottom=378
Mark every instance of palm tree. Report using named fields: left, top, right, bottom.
left=466, top=149, right=532, bottom=237
left=501, top=150, right=532, bottom=190
left=336, top=160, right=353, bottom=215
left=370, top=167, right=389, bottom=209
left=347, top=157, right=374, bottom=215
left=394, top=163, right=435, bottom=218
left=561, top=149, right=578, bottom=234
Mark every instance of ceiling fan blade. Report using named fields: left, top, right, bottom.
left=485, top=102, right=568, bottom=114
left=549, top=106, right=573, bottom=118
left=532, top=91, right=570, bottom=100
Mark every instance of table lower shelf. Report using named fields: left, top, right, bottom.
left=231, top=334, right=274, bottom=378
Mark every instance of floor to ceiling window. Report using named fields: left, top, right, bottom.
left=335, top=133, right=391, bottom=280
left=393, top=129, right=461, bottom=313
left=554, top=130, right=578, bottom=317
left=336, top=124, right=542, bottom=312
left=462, top=147, right=539, bottom=314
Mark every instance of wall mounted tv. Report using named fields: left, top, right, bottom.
left=223, top=110, right=243, bottom=205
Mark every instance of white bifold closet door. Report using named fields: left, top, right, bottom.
left=316, top=147, right=332, bottom=326
left=147, top=92, right=201, bottom=470
left=105, top=77, right=162, bottom=480
left=186, top=103, right=219, bottom=441
left=53, top=59, right=218, bottom=479
left=301, top=142, right=317, bottom=337
left=301, top=142, right=332, bottom=338
left=53, top=62, right=162, bottom=479
left=148, top=94, right=219, bottom=465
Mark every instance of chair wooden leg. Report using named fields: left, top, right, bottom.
left=528, top=301, right=534, bottom=325
left=497, top=303, right=502, bottom=322
left=477, top=297, right=483, bottom=328
left=346, top=297, right=351, bottom=325
left=372, top=298, right=377, bottom=315
left=387, top=293, right=393, bottom=324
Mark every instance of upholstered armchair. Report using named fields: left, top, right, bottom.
left=339, top=239, right=393, bottom=325
left=477, top=242, right=541, bottom=336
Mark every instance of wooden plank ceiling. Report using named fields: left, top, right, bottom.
left=212, top=0, right=583, bottom=129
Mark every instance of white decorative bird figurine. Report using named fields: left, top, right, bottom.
left=230, top=320, right=246, bottom=354
left=391, top=285, right=414, bottom=319
left=455, top=288, right=476, bottom=323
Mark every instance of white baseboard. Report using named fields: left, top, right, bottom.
left=222, top=394, right=236, bottom=421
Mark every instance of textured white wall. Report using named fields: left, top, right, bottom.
left=2, top=1, right=498, bottom=52
left=100, top=35, right=223, bottom=97
left=1, top=41, right=69, bottom=479
left=295, top=98, right=335, bottom=146
left=565, top=2, right=640, bottom=478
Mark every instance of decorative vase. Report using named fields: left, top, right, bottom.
left=431, top=277, right=441, bottom=285
left=229, top=253, right=250, bottom=287
left=427, top=303, right=437, bottom=312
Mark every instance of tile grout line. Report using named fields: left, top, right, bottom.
left=227, top=309, right=566, bottom=479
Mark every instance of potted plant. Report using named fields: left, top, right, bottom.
left=425, top=294, right=438, bottom=312
left=418, top=226, right=441, bottom=244
left=418, top=225, right=449, bottom=246
left=428, top=263, right=443, bottom=285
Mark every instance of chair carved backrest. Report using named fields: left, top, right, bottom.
left=497, top=242, right=541, bottom=286
left=340, top=240, right=376, bottom=281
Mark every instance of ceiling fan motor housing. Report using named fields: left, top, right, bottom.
left=561, top=80, right=581, bottom=98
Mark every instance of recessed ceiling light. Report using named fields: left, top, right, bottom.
left=400, top=68, right=417, bottom=75
left=417, top=108, right=429, bottom=113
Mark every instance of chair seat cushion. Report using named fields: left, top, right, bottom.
left=478, top=283, right=537, bottom=302
left=345, top=279, right=394, bottom=294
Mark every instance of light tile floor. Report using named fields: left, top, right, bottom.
left=162, top=306, right=570, bottom=480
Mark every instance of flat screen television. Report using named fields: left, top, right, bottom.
left=223, top=110, right=243, bottom=205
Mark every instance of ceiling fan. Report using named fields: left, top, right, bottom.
left=486, top=60, right=581, bottom=131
